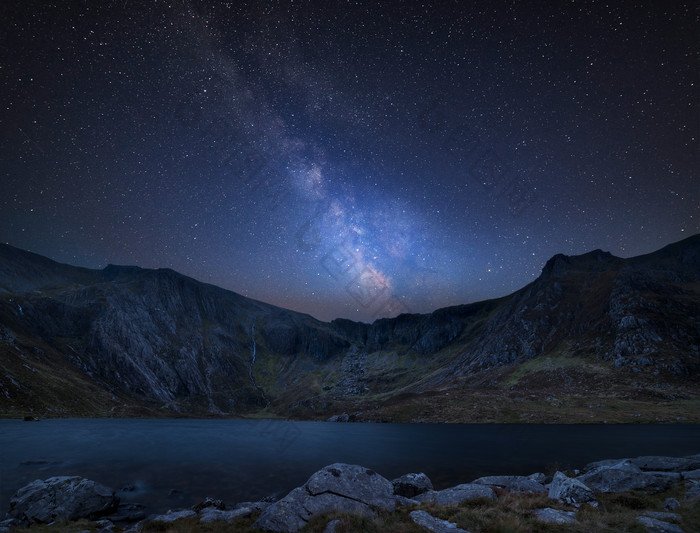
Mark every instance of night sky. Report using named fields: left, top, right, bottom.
left=1, top=1, right=697, bottom=322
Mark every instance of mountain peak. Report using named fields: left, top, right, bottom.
left=540, top=248, right=619, bottom=280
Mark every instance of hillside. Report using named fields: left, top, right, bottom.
left=0, top=236, right=698, bottom=422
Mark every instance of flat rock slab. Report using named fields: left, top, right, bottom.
left=410, top=510, right=470, bottom=533
left=149, top=510, right=196, bottom=523
left=416, top=484, right=495, bottom=506
left=472, top=475, right=545, bottom=494
left=631, top=456, right=700, bottom=472
left=636, top=516, right=685, bottom=533
left=534, top=508, right=578, bottom=524
left=7, top=476, right=119, bottom=525
left=643, top=511, right=682, bottom=523
left=578, top=461, right=681, bottom=493
left=585, top=455, right=700, bottom=473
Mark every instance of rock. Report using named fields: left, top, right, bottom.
left=528, top=472, right=547, bottom=484
left=409, top=510, right=470, bottom=533
left=682, top=469, right=700, bottom=480
left=104, top=502, right=146, bottom=522
left=392, top=472, right=434, bottom=497
left=472, top=475, right=521, bottom=486
left=322, top=519, right=341, bottom=533
left=663, top=497, right=681, bottom=511
left=305, top=464, right=395, bottom=511
left=533, top=508, right=578, bottom=524
left=635, top=516, right=685, bottom=533
left=548, top=472, right=596, bottom=505
left=577, top=460, right=681, bottom=493
left=394, top=495, right=420, bottom=507
left=0, top=518, right=20, bottom=533
left=506, top=479, right=546, bottom=494
left=415, top=484, right=495, bottom=506
left=95, top=519, right=114, bottom=532
left=685, top=482, right=700, bottom=502
left=199, top=507, right=251, bottom=523
left=6, top=476, right=119, bottom=525
left=583, top=458, right=626, bottom=472
left=254, top=463, right=395, bottom=532
left=192, top=496, right=225, bottom=512
left=235, top=500, right=272, bottom=513
left=631, top=456, right=700, bottom=472
left=148, top=509, right=196, bottom=523
left=472, top=475, right=545, bottom=493
left=255, top=486, right=371, bottom=532
left=642, top=511, right=681, bottom=523
left=584, top=455, right=700, bottom=473
left=327, top=413, right=351, bottom=422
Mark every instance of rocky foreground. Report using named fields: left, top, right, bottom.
left=2, top=454, right=700, bottom=533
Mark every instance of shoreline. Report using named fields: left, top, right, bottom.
left=2, top=453, right=699, bottom=532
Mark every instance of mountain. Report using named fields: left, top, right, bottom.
left=0, top=236, right=698, bottom=422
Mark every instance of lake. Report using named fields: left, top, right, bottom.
left=1, top=419, right=698, bottom=516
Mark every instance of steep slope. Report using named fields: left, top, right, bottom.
left=0, top=236, right=698, bottom=421
left=0, top=249, right=353, bottom=415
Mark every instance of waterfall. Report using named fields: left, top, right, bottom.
left=248, top=320, right=270, bottom=408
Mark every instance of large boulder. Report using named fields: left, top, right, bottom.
left=548, top=472, right=596, bottom=505
left=254, top=464, right=395, bottom=532
left=6, top=476, right=119, bottom=525
left=415, top=483, right=495, bottom=506
left=391, top=473, right=434, bottom=498
left=577, top=460, right=681, bottom=493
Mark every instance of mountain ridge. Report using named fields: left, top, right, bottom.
left=1, top=235, right=698, bottom=422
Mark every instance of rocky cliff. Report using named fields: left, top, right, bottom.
left=0, top=235, right=698, bottom=420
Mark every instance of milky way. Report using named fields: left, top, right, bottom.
left=1, top=1, right=697, bottom=321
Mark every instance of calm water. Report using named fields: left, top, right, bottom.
left=1, top=419, right=698, bottom=515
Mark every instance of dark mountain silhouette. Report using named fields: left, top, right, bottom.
left=1, top=235, right=698, bottom=422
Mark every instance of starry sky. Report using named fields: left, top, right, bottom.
left=1, top=1, right=698, bottom=322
